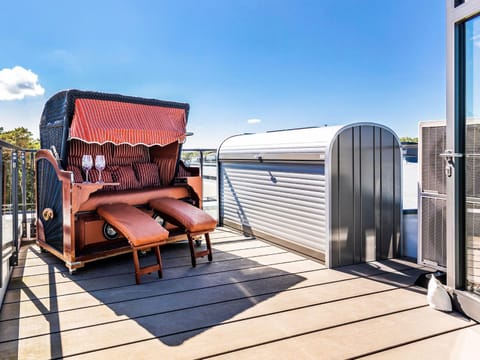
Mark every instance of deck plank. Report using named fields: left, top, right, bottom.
left=12, top=242, right=285, bottom=278
left=1, top=258, right=428, bottom=322
left=359, top=324, right=480, bottom=359
left=0, top=260, right=321, bottom=321
left=1, top=288, right=446, bottom=359
left=0, top=227, right=473, bottom=359
left=206, top=307, right=473, bottom=360
left=0, top=267, right=428, bottom=342
left=4, top=251, right=310, bottom=303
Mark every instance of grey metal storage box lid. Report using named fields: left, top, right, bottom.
left=218, top=123, right=402, bottom=268
left=218, top=126, right=344, bottom=161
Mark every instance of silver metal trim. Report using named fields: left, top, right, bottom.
left=439, top=151, right=463, bottom=158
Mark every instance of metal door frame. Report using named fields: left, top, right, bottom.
left=446, top=0, right=480, bottom=319
left=446, top=0, right=480, bottom=287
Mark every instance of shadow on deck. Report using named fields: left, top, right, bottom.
left=0, top=227, right=478, bottom=359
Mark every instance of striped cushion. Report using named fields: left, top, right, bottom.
left=89, top=168, right=114, bottom=184
left=133, top=162, right=160, bottom=188
left=111, top=144, right=149, bottom=166
left=177, top=160, right=199, bottom=177
left=111, top=165, right=142, bottom=190
left=67, top=166, right=84, bottom=183
left=155, top=158, right=177, bottom=186
left=67, top=139, right=113, bottom=167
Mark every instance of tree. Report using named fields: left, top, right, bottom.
left=399, top=136, right=418, bottom=143
left=0, top=127, right=40, bottom=149
left=0, top=127, right=39, bottom=211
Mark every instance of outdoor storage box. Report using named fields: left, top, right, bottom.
left=218, top=124, right=402, bottom=267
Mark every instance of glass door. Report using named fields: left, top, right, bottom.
left=464, top=14, right=480, bottom=295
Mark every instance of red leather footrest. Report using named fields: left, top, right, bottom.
left=97, top=203, right=168, bottom=248
left=149, top=197, right=216, bottom=267
left=149, top=198, right=216, bottom=233
left=97, top=203, right=168, bottom=284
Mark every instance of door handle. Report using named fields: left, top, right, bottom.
left=439, top=150, right=463, bottom=160
left=439, top=150, right=463, bottom=177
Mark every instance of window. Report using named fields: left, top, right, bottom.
left=464, top=14, right=480, bottom=295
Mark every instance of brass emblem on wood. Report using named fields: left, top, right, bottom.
left=42, top=208, right=54, bottom=221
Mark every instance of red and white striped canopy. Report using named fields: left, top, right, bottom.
left=69, top=98, right=187, bottom=146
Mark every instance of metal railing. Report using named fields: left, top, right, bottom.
left=1, top=140, right=37, bottom=289
left=181, top=148, right=218, bottom=216
left=0, top=145, right=216, bottom=252
left=0, top=145, right=217, bottom=286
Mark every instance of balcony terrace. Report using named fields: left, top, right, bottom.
left=1, top=144, right=479, bottom=359
left=1, top=226, right=478, bottom=359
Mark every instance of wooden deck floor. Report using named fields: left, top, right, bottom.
left=0, top=227, right=478, bottom=359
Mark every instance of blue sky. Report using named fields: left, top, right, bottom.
left=0, top=0, right=445, bottom=148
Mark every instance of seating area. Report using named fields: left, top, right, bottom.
left=66, top=139, right=179, bottom=191
left=70, top=140, right=216, bottom=283
left=35, top=90, right=216, bottom=281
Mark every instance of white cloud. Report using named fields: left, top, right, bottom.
left=247, top=118, right=262, bottom=124
left=0, top=66, right=45, bottom=101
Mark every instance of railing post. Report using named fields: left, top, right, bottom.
left=29, top=151, right=36, bottom=239
left=21, top=151, right=27, bottom=239
left=10, top=151, right=19, bottom=266
left=199, top=150, right=204, bottom=177
left=0, top=146, right=3, bottom=287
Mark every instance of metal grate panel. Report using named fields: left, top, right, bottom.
left=465, top=123, right=480, bottom=295
left=421, top=125, right=446, bottom=194
left=466, top=123, right=480, bottom=198
left=466, top=200, right=480, bottom=294
left=419, top=122, right=447, bottom=269
left=421, top=196, right=447, bottom=267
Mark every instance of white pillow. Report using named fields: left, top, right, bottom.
left=427, top=274, right=452, bottom=312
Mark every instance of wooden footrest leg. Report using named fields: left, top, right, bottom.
left=187, top=233, right=213, bottom=267
left=195, top=249, right=210, bottom=258
left=205, top=233, right=213, bottom=262
left=154, top=245, right=163, bottom=279
left=132, top=249, right=142, bottom=285
left=188, top=234, right=197, bottom=268
left=132, top=246, right=163, bottom=285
